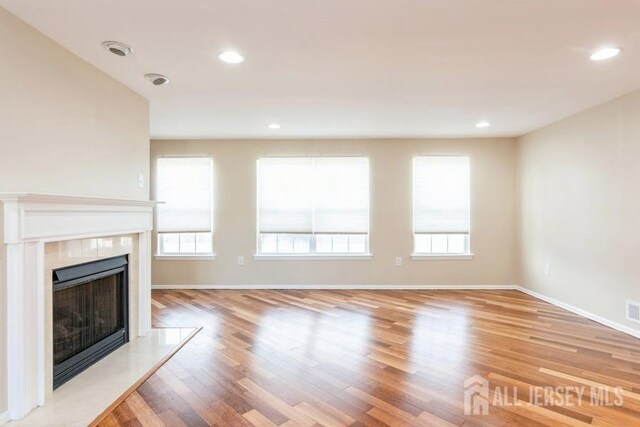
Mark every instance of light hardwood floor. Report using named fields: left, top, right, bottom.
left=97, top=290, right=640, bottom=426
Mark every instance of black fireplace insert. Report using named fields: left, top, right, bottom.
left=52, top=255, right=129, bottom=389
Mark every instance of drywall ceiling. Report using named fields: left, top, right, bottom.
left=2, top=0, right=640, bottom=139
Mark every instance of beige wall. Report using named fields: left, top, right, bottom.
left=0, top=7, right=149, bottom=418
left=151, top=138, right=518, bottom=287
left=0, top=7, right=149, bottom=200
left=517, top=89, right=640, bottom=332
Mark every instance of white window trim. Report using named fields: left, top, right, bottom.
left=254, top=254, right=372, bottom=261
left=156, top=231, right=214, bottom=259
left=412, top=232, right=471, bottom=256
left=154, top=254, right=216, bottom=261
left=257, top=232, right=370, bottom=257
left=411, top=254, right=474, bottom=261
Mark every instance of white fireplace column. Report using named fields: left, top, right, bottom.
left=138, top=230, right=153, bottom=337
left=6, top=240, right=45, bottom=419
left=1, top=194, right=156, bottom=421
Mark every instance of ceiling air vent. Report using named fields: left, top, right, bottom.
left=627, top=301, right=640, bottom=323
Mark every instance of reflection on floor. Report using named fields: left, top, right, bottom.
left=9, top=327, right=197, bottom=427
left=100, top=290, right=640, bottom=426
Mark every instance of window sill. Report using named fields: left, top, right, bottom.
left=253, top=254, right=373, bottom=261
left=411, top=254, right=474, bottom=261
left=154, top=254, right=216, bottom=261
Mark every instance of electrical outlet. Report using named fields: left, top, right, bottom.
left=237, top=256, right=244, bottom=266
left=137, top=174, right=145, bottom=188
left=395, top=257, right=402, bottom=267
left=544, top=264, right=551, bottom=275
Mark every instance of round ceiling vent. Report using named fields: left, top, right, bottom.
left=145, top=73, right=170, bottom=86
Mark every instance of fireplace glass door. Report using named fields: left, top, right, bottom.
left=52, top=255, right=129, bottom=388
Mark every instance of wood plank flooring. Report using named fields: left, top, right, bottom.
left=97, top=290, right=640, bottom=426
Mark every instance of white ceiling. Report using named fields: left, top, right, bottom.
left=2, top=0, right=640, bottom=139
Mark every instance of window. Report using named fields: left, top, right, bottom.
left=156, top=157, right=213, bottom=256
left=413, top=156, right=470, bottom=255
left=257, top=157, right=369, bottom=255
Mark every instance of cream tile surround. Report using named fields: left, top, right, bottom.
left=43, top=235, right=140, bottom=400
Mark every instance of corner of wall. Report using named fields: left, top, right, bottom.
left=514, top=134, right=525, bottom=290
left=514, top=89, right=640, bottom=336
left=0, top=202, right=7, bottom=418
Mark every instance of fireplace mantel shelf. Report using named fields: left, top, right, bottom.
left=0, top=192, right=159, bottom=207
left=1, top=192, right=156, bottom=244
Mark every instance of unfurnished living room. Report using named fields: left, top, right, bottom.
left=1, top=1, right=640, bottom=426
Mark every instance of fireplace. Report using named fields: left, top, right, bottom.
left=52, top=255, right=129, bottom=388
left=1, top=194, right=153, bottom=420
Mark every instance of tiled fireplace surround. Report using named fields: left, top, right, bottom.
left=0, top=194, right=155, bottom=422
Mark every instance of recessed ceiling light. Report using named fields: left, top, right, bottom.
left=475, top=121, right=490, bottom=128
left=102, top=41, right=134, bottom=57
left=145, top=73, right=170, bottom=86
left=268, top=123, right=281, bottom=129
left=218, top=51, right=245, bottom=64
left=590, top=47, right=622, bottom=61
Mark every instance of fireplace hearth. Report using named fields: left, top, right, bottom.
left=52, top=255, right=129, bottom=388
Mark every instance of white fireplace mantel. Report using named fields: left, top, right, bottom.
left=1, top=193, right=156, bottom=243
left=0, top=193, right=157, bottom=421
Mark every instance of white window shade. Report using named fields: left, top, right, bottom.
left=413, top=156, right=470, bottom=233
left=314, top=157, right=369, bottom=233
left=156, top=157, right=212, bottom=233
left=258, top=158, right=314, bottom=233
left=257, top=157, right=369, bottom=234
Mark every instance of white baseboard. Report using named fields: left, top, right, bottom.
left=516, top=286, right=640, bottom=340
left=0, top=411, right=9, bottom=426
left=152, top=284, right=519, bottom=291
